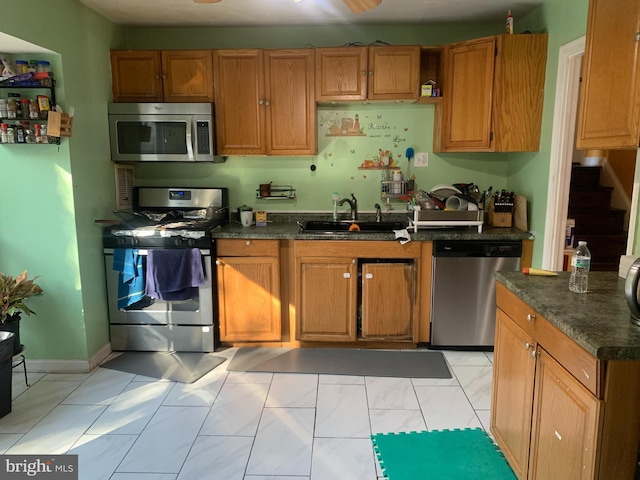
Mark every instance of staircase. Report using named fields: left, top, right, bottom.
left=568, top=163, right=627, bottom=271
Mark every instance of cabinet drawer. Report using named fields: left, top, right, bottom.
left=496, top=282, right=601, bottom=396
left=216, top=239, right=279, bottom=257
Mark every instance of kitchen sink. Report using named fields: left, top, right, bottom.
left=299, top=220, right=407, bottom=234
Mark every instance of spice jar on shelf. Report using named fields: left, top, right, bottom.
left=29, top=100, right=39, bottom=119
left=19, top=99, right=30, bottom=119
left=6, top=99, right=17, bottom=119
left=0, top=99, right=7, bottom=119
left=23, top=122, right=35, bottom=144
left=0, top=123, right=8, bottom=143
left=6, top=126, right=15, bottom=143
left=14, top=60, right=28, bottom=74
left=36, top=61, right=51, bottom=73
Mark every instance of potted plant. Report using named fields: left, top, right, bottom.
left=0, top=271, right=43, bottom=356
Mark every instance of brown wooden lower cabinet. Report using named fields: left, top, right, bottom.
left=296, top=257, right=357, bottom=341
left=492, top=282, right=640, bottom=480
left=361, top=262, right=414, bottom=339
left=216, top=239, right=281, bottom=342
left=294, top=241, right=420, bottom=343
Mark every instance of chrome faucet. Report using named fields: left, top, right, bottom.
left=337, top=193, right=358, bottom=221
left=374, top=203, right=382, bottom=222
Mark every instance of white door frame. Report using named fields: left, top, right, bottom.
left=542, top=36, right=585, bottom=270
left=543, top=36, right=640, bottom=268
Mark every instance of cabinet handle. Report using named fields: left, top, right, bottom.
left=365, top=273, right=373, bottom=279
left=215, top=260, right=222, bottom=266
left=531, top=349, right=540, bottom=358
left=524, top=342, right=532, bottom=350
left=527, top=313, right=536, bottom=322
left=368, top=70, right=374, bottom=76
left=361, top=70, right=367, bottom=76
left=259, top=99, right=264, bottom=105
left=343, top=272, right=351, bottom=279
left=265, top=100, right=270, bottom=106
left=161, top=74, right=166, bottom=80
left=636, top=32, right=640, bottom=42
left=245, top=240, right=251, bottom=246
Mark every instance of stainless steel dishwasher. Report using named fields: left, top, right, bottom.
left=430, top=240, right=522, bottom=349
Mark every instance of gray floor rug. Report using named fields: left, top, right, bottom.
left=226, top=347, right=451, bottom=378
left=101, top=352, right=227, bottom=383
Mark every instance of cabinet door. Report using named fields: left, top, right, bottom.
left=110, top=50, right=163, bottom=102
left=315, top=47, right=368, bottom=101
left=577, top=0, right=640, bottom=149
left=296, top=257, right=357, bottom=341
left=217, top=256, right=281, bottom=342
left=491, top=308, right=537, bottom=480
left=161, top=50, right=213, bottom=103
left=361, top=263, right=414, bottom=339
left=265, top=49, right=317, bottom=155
left=528, top=349, right=601, bottom=480
left=492, top=34, right=547, bottom=152
left=213, top=49, right=266, bottom=154
left=437, top=37, right=495, bottom=152
left=367, top=46, right=421, bottom=101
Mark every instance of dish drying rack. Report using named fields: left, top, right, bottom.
left=407, top=205, right=484, bottom=233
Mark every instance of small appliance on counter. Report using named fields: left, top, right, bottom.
left=625, top=257, right=640, bottom=326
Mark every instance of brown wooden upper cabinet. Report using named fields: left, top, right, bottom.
left=213, top=48, right=316, bottom=156
left=315, top=45, right=421, bottom=102
left=577, top=0, right=640, bottom=149
left=110, top=50, right=214, bottom=103
left=434, top=34, right=548, bottom=152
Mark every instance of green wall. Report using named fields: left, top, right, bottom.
left=0, top=0, right=124, bottom=361
left=506, top=0, right=590, bottom=266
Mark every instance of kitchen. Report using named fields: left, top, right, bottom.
left=2, top=0, right=640, bottom=477
left=0, top=0, right=590, bottom=368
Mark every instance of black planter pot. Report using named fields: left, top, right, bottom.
left=0, top=316, right=22, bottom=356
left=0, top=330, right=14, bottom=418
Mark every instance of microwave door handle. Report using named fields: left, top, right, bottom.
left=186, top=118, right=195, bottom=160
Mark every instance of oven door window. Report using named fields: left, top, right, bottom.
left=117, top=121, right=188, bottom=155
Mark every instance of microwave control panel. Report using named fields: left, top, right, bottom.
left=196, top=121, right=211, bottom=154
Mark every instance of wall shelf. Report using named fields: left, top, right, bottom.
left=256, top=184, right=296, bottom=200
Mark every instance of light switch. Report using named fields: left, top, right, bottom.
left=414, top=152, right=429, bottom=167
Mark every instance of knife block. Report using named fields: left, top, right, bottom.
left=488, top=197, right=514, bottom=227
left=487, top=195, right=527, bottom=229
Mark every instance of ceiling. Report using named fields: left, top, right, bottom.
left=77, top=0, right=544, bottom=28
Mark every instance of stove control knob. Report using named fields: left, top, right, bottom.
left=174, top=238, right=182, bottom=247
left=187, top=238, right=196, bottom=247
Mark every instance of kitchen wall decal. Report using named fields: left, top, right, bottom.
left=324, top=113, right=365, bottom=136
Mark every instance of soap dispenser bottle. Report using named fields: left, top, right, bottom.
left=332, top=192, right=339, bottom=221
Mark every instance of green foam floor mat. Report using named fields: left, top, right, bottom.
left=371, top=428, right=517, bottom=480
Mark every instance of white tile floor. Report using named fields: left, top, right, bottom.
left=0, top=348, right=494, bottom=480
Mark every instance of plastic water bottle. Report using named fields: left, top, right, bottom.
left=569, top=241, right=591, bottom=293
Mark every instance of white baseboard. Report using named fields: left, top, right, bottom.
left=23, top=343, right=113, bottom=374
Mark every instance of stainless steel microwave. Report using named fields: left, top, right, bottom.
left=108, top=103, right=224, bottom=163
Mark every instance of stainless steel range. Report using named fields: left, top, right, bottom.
left=103, top=187, right=229, bottom=352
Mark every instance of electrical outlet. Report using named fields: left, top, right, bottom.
left=414, top=152, right=429, bottom=167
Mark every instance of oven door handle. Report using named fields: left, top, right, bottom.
left=104, top=248, right=211, bottom=256
left=186, top=118, right=195, bottom=161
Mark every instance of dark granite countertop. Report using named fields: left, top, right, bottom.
left=212, top=214, right=532, bottom=241
left=495, top=271, right=640, bottom=360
